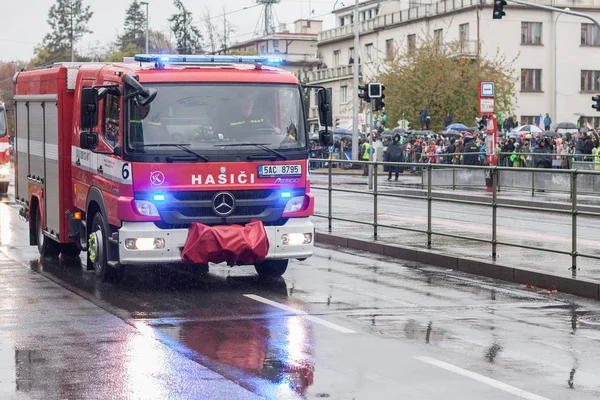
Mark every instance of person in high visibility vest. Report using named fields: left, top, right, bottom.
left=228, top=92, right=281, bottom=138
left=595, top=146, right=600, bottom=171
left=361, top=136, right=371, bottom=176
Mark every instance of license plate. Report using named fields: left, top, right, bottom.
left=258, top=164, right=302, bottom=177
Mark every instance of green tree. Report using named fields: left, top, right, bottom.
left=41, top=0, right=94, bottom=63
left=168, top=0, right=202, bottom=54
left=104, top=43, right=141, bottom=62
left=375, top=38, right=517, bottom=132
left=118, top=0, right=146, bottom=51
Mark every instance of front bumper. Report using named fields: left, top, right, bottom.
left=117, top=217, right=314, bottom=265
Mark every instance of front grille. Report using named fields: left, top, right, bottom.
left=135, top=188, right=304, bottom=227
left=171, top=189, right=273, bottom=201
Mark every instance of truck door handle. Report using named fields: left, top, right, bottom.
left=97, top=166, right=103, bottom=174
left=76, top=159, right=81, bottom=166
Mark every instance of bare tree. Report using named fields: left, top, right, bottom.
left=203, top=7, right=218, bottom=54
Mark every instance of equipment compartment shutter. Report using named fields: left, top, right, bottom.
left=15, top=102, right=29, bottom=203
left=44, top=101, right=60, bottom=237
left=28, top=102, right=44, bottom=184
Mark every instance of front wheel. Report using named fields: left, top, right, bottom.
left=255, top=259, right=288, bottom=278
left=88, top=213, right=123, bottom=283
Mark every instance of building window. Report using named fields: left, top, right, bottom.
left=259, top=45, right=266, bottom=54
left=407, top=34, right=416, bottom=51
left=386, top=39, right=395, bottom=60
left=341, top=86, right=348, bottom=104
left=368, top=10, right=372, bottom=19
left=520, top=116, right=538, bottom=125
left=459, top=23, right=469, bottom=43
left=365, top=43, right=373, bottom=61
left=521, top=22, right=542, bottom=45
left=581, top=70, right=600, bottom=92
left=333, top=50, right=340, bottom=67
left=521, top=69, right=542, bottom=92
left=340, top=17, right=345, bottom=26
left=349, top=47, right=355, bottom=63
left=273, top=40, right=279, bottom=51
left=581, top=24, right=599, bottom=46
left=434, top=29, right=443, bottom=48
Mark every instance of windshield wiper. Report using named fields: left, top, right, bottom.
left=219, top=142, right=287, bottom=160
left=135, top=143, right=209, bottom=162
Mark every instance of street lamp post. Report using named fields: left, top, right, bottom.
left=554, top=8, right=570, bottom=123
left=141, top=1, right=149, bottom=53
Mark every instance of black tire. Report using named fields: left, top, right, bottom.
left=255, top=259, right=289, bottom=278
left=35, top=207, right=60, bottom=258
left=88, top=212, right=122, bottom=282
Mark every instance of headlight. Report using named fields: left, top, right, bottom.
left=283, top=196, right=305, bottom=214
left=134, top=200, right=159, bottom=217
left=124, top=238, right=165, bottom=250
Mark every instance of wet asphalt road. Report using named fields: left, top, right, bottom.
left=4, top=188, right=600, bottom=398
left=310, top=173, right=600, bottom=280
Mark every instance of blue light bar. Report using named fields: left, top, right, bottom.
left=134, top=54, right=283, bottom=65
left=281, top=191, right=292, bottom=199
left=152, top=193, right=166, bottom=202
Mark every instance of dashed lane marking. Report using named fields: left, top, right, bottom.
left=414, top=356, right=551, bottom=400
left=244, top=294, right=356, bottom=334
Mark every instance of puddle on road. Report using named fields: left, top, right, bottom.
left=152, top=315, right=315, bottom=396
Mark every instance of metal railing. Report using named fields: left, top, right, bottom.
left=311, top=158, right=600, bottom=277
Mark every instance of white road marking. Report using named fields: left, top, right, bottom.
left=244, top=294, right=356, bottom=334
left=414, top=356, right=551, bottom=400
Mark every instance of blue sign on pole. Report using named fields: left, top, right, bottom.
left=480, top=82, right=495, bottom=97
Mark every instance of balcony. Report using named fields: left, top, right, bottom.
left=309, top=64, right=362, bottom=83
left=442, top=40, right=478, bottom=58
left=319, top=0, right=486, bottom=43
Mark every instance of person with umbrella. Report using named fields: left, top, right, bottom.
left=384, top=133, right=404, bottom=180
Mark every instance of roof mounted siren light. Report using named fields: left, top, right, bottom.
left=133, top=54, right=284, bottom=69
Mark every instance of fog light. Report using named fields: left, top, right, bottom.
left=281, top=233, right=306, bottom=246
left=124, top=238, right=165, bottom=250
left=303, top=233, right=313, bottom=244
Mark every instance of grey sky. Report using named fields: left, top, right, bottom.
left=0, top=0, right=336, bottom=62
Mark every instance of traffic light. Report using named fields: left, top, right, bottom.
left=374, top=85, right=385, bottom=111
left=593, top=95, right=600, bottom=112
left=358, top=84, right=371, bottom=103
left=492, top=0, right=507, bottom=19
left=368, top=82, right=382, bottom=99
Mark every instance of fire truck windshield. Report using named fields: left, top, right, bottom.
left=126, top=83, right=307, bottom=159
left=0, top=108, right=6, bottom=138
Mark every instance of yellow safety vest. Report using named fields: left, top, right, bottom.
left=595, top=147, right=600, bottom=170
left=362, top=143, right=371, bottom=160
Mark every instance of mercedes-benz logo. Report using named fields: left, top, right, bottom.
left=212, top=191, right=236, bottom=217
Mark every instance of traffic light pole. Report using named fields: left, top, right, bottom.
left=352, top=0, right=360, bottom=161
left=368, top=102, right=374, bottom=191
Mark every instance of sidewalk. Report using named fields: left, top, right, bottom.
left=0, top=250, right=258, bottom=399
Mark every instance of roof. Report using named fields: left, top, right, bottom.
left=334, top=0, right=379, bottom=14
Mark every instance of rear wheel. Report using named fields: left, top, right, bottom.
left=255, top=259, right=288, bottom=278
left=35, top=207, right=60, bottom=258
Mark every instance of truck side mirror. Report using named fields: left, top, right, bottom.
left=80, top=131, right=98, bottom=150
left=81, top=87, right=98, bottom=130
left=318, top=129, right=332, bottom=147
left=317, top=88, right=333, bottom=128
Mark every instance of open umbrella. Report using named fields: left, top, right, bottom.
left=543, top=131, right=559, bottom=138
left=515, top=125, right=543, bottom=134
left=332, top=128, right=352, bottom=136
left=554, top=122, right=577, bottom=130
left=446, top=123, right=469, bottom=131
left=440, top=129, right=461, bottom=137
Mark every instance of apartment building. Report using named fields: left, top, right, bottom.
left=221, top=19, right=322, bottom=79
left=307, top=0, right=600, bottom=130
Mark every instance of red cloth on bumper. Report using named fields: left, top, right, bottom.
left=181, top=220, right=270, bottom=266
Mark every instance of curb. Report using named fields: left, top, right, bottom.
left=315, top=232, right=600, bottom=301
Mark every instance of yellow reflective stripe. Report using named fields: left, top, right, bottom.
left=147, top=121, right=161, bottom=126
left=130, top=119, right=142, bottom=123
left=250, top=119, right=264, bottom=124
left=230, top=121, right=245, bottom=126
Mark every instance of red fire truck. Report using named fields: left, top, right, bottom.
left=13, top=55, right=332, bottom=282
left=0, top=101, right=9, bottom=195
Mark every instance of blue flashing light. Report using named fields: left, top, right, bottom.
left=281, top=191, right=292, bottom=199
left=134, top=54, right=284, bottom=65
left=152, top=193, right=166, bottom=202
